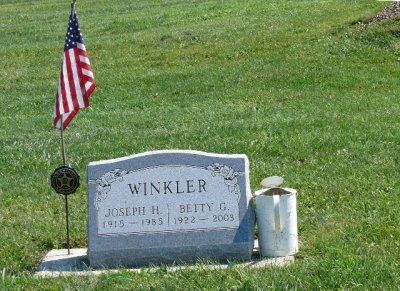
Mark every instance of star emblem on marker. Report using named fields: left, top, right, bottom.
left=51, top=166, right=80, bottom=195
left=57, top=172, right=73, bottom=187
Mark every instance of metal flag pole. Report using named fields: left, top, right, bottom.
left=60, top=115, right=71, bottom=255
left=65, top=194, right=70, bottom=255
left=63, top=0, right=76, bottom=255
left=60, top=116, right=66, bottom=167
left=71, top=0, right=76, bottom=16
left=63, top=0, right=76, bottom=256
left=50, top=0, right=83, bottom=257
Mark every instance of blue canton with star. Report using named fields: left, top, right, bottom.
left=64, top=12, right=84, bottom=51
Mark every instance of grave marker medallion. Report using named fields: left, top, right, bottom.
left=87, top=150, right=255, bottom=267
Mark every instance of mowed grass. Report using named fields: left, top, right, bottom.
left=0, top=0, right=399, bottom=289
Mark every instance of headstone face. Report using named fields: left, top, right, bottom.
left=87, top=150, right=255, bottom=267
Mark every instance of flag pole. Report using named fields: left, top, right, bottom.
left=72, top=0, right=76, bottom=16
left=52, top=0, right=92, bottom=256
left=65, top=195, right=70, bottom=255
left=61, top=0, right=77, bottom=257
left=60, top=115, right=66, bottom=167
left=60, top=115, right=71, bottom=255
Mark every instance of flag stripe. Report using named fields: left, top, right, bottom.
left=62, top=54, right=73, bottom=113
left=76, top=47, right=88, bottom=58
left=86, top=83, right=95, bottom=97
left=82, top=68, right=94, bottom=78
left=77, top=43, right=86, bottom=51
left=55, top=92, right=60, bottom=120
left=55, top=118, right=61, bottom=128
left=85, top=81, right=93, bottom=91
left=60, top=59, right=70, bottom=114
left=65, top=50, right=80, bottom=112
left=73, top=48, right=89, bottom=107
left=80, top=62, right=92, bottom=71
left=57, top=82, right=62, bottom=115
left=64, top=110, right=77, bottom=127
left=79, top=55, right=90, bottom=64
left=83, top=75, right=94, bottom=83
left=69, top=49, right=85, bottom=108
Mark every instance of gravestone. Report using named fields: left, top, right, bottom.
left=87, top=150, right=255, bottom=267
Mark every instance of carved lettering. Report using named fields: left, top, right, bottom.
left=127, top=179, right=207, bottom=195
left=186, top=180, right=195, bottom=193
left=199, top=179, right=206, bottom=192
left=104, top=207, right=146, bottom=217
left=163, top=181, right=173, bottom=194
left=150, top=182, right=160, bottom=195
left=95, top=163, right=243, bottom=236
left=179, top=203, right=214, bottom=213
left=128, top=183, right=141, bottom=195
left=176, top=181, right=184, bottom=194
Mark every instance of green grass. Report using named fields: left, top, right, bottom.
left=1, top=0, right=400, bottom=289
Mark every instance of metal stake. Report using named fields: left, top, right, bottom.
left=65, top=195, right=70, bottom=255
left=72, top=0, right=76, bottom=16
left=61, top=116, right=66, bottom=167
left=60, top=115, right=70, bottom=255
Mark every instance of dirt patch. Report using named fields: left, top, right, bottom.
left=369, top=2, right=400, bottom=24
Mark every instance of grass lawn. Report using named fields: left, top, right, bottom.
left=1, top=0, right=399, bottom=289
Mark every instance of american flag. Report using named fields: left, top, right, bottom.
left=53, top=4, right=95, bottom=130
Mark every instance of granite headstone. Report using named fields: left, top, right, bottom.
left=87, top=150, right=255, bottom=267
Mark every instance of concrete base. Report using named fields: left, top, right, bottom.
left=35, top=241, right=294, bottom=278
left=36, top=248, right=89, bottom=273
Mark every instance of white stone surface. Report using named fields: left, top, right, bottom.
left=36, top=248, right=88, bottom=272
left=35, top=242, right=294, bottom=278
left=93, top=165, right=241, bottom=236
left=87, top=150, right=255, bottom=268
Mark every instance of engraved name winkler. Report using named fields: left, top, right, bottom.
left=127, top=179, right=207, bottom=195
